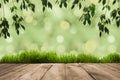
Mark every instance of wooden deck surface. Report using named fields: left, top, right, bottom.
left=0, top=64, right=120, bottom=80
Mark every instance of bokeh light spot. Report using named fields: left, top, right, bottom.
left=70, top=28, right=77, bottom=34
left=25, top=15, right=33, bottom=23
left=85, top=40, right=97, bottom=53
left=108, top=45, right=117, bottom=53
left=107, top=35, right=115, bottom=43
left=60, top=21, right=70, bottom=30
left=56, top=35, right=64, bottom=43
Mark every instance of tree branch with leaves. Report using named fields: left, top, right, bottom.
left=0, top=0, right=120, bottom=38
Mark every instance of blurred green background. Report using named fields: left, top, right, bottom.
left=0, top=0, right=120, bottom=58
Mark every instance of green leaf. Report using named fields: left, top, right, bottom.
left=104, top=27, right=109, bottom=34
left=113, top=0, right=116, bottom=5
left=87, top=19, right=91, bottom=25
left=16, top=0, right=19, bottom=3
left=71, top=5, right=75, bottom=9
left=102, top=0, right=106, bottom=5
left=98, top=0, right=101, bottom=3
left=83, top=7, right=89, bottom=12
left=10, top=6, right=17, bottom=12
left=99, top=32, right=102, bottom=37
left=108, top=19, right=111, bottom=24
left=111, top=9, right=117, bottom=19
left=79, top=3, right=82, bottom=9
left=64, top=2, right=67, bottom=8
left=106, top=5, right=111, bottom=11
left=116, top=20, right=120, bottom=27
left=15, top=23, right=20, bottom=30
left=83, top=20, right=86, bottom=25
left=43, top=7, right=45, bottom=12
left=48, top=2, right=52, bottom=9
left=0, top=3, right=1, bottom=8
left=100, top=14, right=105, bottom=21
left=98, top=22, right=104, bottom=32
left=118, top=9, right=120, bottom=15
left=16, top=30, right=19, bottom=35
left=59, top=3, right=62, bottom=8
left=20, top=24, right=25, bottom=30
left=73, top=0, right=79, bottom=4
left=7, top=32, right=10, bottom=37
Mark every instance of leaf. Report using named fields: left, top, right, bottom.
left=111, top=9, right=117, bottom=19
left=0, top=3, right=1, bottom=8
left=100, top=14, right=105, bottom=21
left=16, top=0, right=19, bottom=3
left=16, top=30, right=19, bottom=35
left=30, top=3, right=35, bottom=12
left=83, top=20, right=86, bottom=25
left=116, top=20, right=120, bottom=27
left=98, top=22, right=104, bottom=32
left=104, top=27, right=109, bottom=34
left=102, top=6, right=105, bottom=10
left=41, top=0, right=47, bottom=6
left=7, top=32, right=10, bottom=37
left=108, top=19, right=111, bottom=24
left=106, top=5, right=111, bottom=11
left=64, top=2, right=67, bottom=8
left=20, top=4, right=23, bottom=10
left=79, top=3, right=82, bottom=9
left=87, top=19, right=91, bottom=25
left=113, top=0, right=116, bottom=5
left=102, top=0, right=106, bottom=5
left=23, top=0, right=26, bottom=9
left=2, top=28, right=7, bottom=34
left=4, top=34, right=7, bottom=39
left=15, top=23, right=20, bottom=30
left=20, top=24, right=25, bottom=30
left=10, top=6, right=17, bottom=12
left=99, top=32, right=102, bottom=37
left=59, top=3, right=62, bottom=8
left=118, top=10, right=120, bottom=15
left=83, top=7, right=89, bottom=12
left=43, top=7, right=45, bottom=12
left=98, top=0, right=101, bottom=3
left=18, top=17, right=24, bottom=22
left=71, top=5, right=75, bottom=9
left=73, top=0, right=79, bottom=4
left=48, top=2, right=52, bottom=9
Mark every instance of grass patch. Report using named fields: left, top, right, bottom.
left=0, top=51, right=120, bottom=63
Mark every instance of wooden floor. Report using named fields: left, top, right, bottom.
left=0, top=64, right=120, bottom=80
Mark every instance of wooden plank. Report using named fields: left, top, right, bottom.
left=0, top=64, right=17, bottom=72
left=18, top=64, right=52, bottom=80
left=0, top=64, right=52, bottom=80
left=40, top=64, right=66, bottom=80
left=0, top=64, right=120, bottom=80
left=96, top=64, right=120, bottom=78
left=66, top=64, right=94, bottom=80
left=0, top=64, right=27, bottom=76
left=80, top=64, right=120, bottom=80
left=0, top=64, right=28, bottom=80
left=107, top=64, right=120, bottom=70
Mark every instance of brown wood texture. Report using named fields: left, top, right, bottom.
left=0, top=64, right=120, bottom=80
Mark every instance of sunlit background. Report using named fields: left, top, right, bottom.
left=0, top=0, right=120, bottom=58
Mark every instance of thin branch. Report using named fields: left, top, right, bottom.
left=1, top=0, right=5, bottom=18
left=12, top=0, right=17, bottom=14
left=105, top=0, right=110, bottom=17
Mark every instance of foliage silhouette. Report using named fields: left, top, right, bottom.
left=0, top=0, right=120, bottom=38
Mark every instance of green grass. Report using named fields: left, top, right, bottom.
left=0, top=51, right=120, bottom=63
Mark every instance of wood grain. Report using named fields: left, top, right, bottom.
left=0, top=64, right=120, bottom=80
